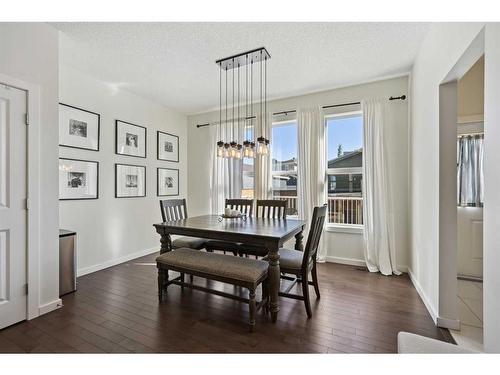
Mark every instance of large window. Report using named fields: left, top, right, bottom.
left=271, top=120, right=298, bottom=216
left=326, top=111, right=363, bottom=227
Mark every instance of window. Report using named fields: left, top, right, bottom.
left=241, top=158, right=254, bottom=199
left=326, top=111, right=363, bottom=227
left=271, top=120, right=298, bottom=216
left=457, top=134, right=484, bottom=207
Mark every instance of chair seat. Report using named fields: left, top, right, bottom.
left=238, top=243, right=269, bottom=257
left=205, top=240, right=240, bottom=254
left=172, top=236, right=207, bottom=250
left=264, top=248, right=303, bottom=271
left=156, top=248, right=269, bottom=284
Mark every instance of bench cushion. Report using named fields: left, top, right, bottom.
left=172, top=236, right=207, bottom=250
left=157, top=248, right=269, bottom=284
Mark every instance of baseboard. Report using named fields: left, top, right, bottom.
left=407, top=267, right=438, bottom=324
left=77, top=247, right=159, bottom=277
left=325, top=255, right=366, bottom=267
left=437, top=316, right=461, bottom=330
left=38, top=299, right=62, bottom=316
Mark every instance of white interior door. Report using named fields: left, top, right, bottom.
left=0, top=84, right=27, bottom=329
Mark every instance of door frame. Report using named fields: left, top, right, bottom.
left=437, top=28, right=485, bottom=330
left=0, top=73, right=41, bottom=320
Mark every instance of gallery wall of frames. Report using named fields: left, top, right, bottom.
left=58, top=103, right=180, bottom=200
left=58, top=65, right=188, bottom=275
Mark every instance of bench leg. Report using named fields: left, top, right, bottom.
left=249, top=288, right=256, bottom=332
left=158, top=268, right=168, bottom=302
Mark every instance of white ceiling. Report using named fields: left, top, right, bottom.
left=53, top=23, right=429, bottom=115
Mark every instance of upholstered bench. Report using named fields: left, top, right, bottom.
left=156, top=248, right=269, bottom=331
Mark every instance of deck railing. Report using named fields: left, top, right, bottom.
left=272, top=194, right=363, bottom=225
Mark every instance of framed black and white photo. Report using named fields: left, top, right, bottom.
left=59, top=158, right=99, bottom=200
left=116, top=120, right=147, bottom=158
left=157, top=168, right=179, bottom=196
left=59, top=103, right=100, bottom=151
left=115, top=163, right=146, bottom=198
left=157, top=131, right=179, bottom=162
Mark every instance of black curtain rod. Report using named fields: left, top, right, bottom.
left=196, top=94, right=406, bottom=128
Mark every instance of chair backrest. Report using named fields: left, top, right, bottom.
left=225, top=199, right=254, bottom=216
left=302, top=204, right=327, bottom=270
left=160, top=199, right=188, bottom=222
left=256, top=199, right=287, bottom=219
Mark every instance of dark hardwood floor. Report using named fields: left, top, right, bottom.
left=0, top=253, right=448, bottom=353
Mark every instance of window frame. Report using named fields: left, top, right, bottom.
left=325, top=110, right=364, bottom=232
left=270, top=118, right=299, bottom=218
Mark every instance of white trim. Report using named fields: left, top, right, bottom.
left=408, top=267, right=438, bottom=324
left=325, top=255, right=366, bottom=267
left=38, top=299, right=62, bottom=316
left=326, top=224, right=363, bottom=234
left=77, top=246, right=159, bottom=277
left=437, top=316, right=461, bottom=330
left=0, top=73, right=41, bottom=321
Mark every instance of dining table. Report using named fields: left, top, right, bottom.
left=153, top=214, right=306, bottom=322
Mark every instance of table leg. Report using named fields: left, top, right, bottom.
left=159, top=232, right=172, bottom=254
left=294, top=228, right=304, bottom=252
left=267, top=243, right=280, bottom=323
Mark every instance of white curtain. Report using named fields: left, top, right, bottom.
left=297, top=106, right=327, bottom=261
left=209, top=122, right=243, bottom=215
left=255, top=113, right=273, bottom=200
left=457, top=134, right=484, bottom=207
left=361, top=98, right=399, bottom=275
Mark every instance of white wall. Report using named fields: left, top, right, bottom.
left=188, top=76, right=410, bottom=268
left=483, top=23, right=500, bottom=353
left=59, top=65, right=188, bottom=275
left=0, top=23, right=60, bottom=311
left=409, top=23, right=484, bottom=324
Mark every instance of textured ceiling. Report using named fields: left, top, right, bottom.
left=53, top=22, right=429, bottom=114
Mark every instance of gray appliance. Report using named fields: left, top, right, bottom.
left=59, top=229, right=77, bottom=296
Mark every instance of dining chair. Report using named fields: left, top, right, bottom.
left=266, top=204, right=326, bottom=318
left=159, top=199, right=208, bottom=250
left=204, top=199, right=254, bottom=255
left=238, top=199, right=288, bottom=258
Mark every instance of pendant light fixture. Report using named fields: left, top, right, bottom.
left=216, top=47, right=271, bottom=159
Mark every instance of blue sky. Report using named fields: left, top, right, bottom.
left=267, top=117, right=363, bottom=162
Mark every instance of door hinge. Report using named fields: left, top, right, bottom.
left=25, top=113, right=29, bottom=126
left=24, top=198, right=30, bottom=211
left=24, top=284, right=28, bottom=295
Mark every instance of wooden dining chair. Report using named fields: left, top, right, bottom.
left=267, top=204, right=327, bottom=318
left=237, top=199, right=288, bottom=258
left=159, top=199, right=208, bottom=250
left=204, top=198, right=254, bottom=255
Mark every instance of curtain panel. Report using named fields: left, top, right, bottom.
left=457, top=134, right=484, bottom=207
left=361, top=98, right=399, bottom=276
left=297, top=106, right=327, bottom=261
left=209, top=122, right=243, bottom=214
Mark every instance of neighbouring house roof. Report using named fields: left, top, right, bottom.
left=328, top=149, right=362, bottom=168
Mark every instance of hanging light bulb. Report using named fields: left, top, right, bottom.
left=249, top=141, right=256, bottom=158
left=235, top=144, right=243, bottom=159
left=217, top=141, right=225, bottom=158
left=223, top=143, right=230, bottom=158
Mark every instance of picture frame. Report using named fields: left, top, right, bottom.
left=157, top=168, right=179, bottom=196
left=116, top=120, right=147, bottom=158
left=59, top=158, right=99, bottom=200
left=115, top=163, right=146, bottom=198
left=59, top=103, right=100, bottom=151
left=157, top=131, right=179, bottom=162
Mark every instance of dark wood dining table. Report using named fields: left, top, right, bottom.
left=153, top=214, right=306, bottom=322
